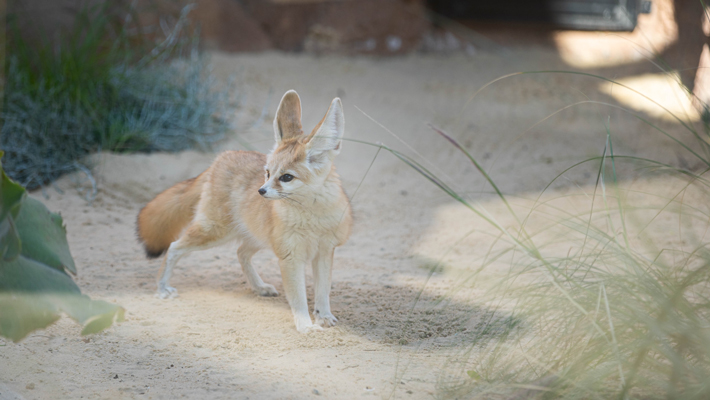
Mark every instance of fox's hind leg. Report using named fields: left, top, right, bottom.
left=156, top=248, right=180, bottom=298
left=237, top=241, right=279, bottom=297
left=156, top=221, right=227, bottom=299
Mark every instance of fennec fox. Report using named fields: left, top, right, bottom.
left=136, top=90, right=352, bottom=333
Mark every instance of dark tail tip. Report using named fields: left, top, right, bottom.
left=136, top=211, right=166, bottom=259
left=145, top=246, right=166, bottom=259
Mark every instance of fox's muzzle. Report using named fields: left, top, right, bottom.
left=258, top=187, right=267, bottom=196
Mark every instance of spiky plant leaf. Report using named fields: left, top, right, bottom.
left=0, top=152, right=123, bottom=342
left=0, top=255, right=124, bottom=342
left=0, top=151, right=26, bottom=261
left=15, top=197, right=76, bottom=274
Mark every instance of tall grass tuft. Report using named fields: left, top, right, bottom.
left=361, top=71, right=710, bottom=398
left=1, top=4, right=235, bottom=189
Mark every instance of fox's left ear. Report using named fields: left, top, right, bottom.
left=305, top=98, right=344, bottom=164
left=273, top=90, right=303, bottom=144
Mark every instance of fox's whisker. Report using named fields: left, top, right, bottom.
left=281, top=191, right=304, bottom=198
left=280, top=194, right=304, bottom=206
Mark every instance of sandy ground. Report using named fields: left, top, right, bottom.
left=0, top=48, right=703, bottom=400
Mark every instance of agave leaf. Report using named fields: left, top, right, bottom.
left=0, top=293, right=62, bottom=343
left=0, top=255, right=80, bottom=341
left=79, top=303, right=126, bottom=336
left=0, top=255, right=124, bottom=342
left=0, top=254, right=82, bottom=294
left=0, top=152, right=123, bottom=342
left=0, top=217, right=21, bottom=261
left=0, top=151, right=26, bottom=223
left=14, top=197, right=77, bottom=275
left=0, top=152, right=26, bottom=261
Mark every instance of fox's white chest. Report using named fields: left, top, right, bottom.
left=281, top=205, right=343, bottom=236
left=271, top=203, right=344, bottom=262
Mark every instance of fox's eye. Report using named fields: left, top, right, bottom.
left=279, top=174, right=294, bottom=182
left=265, top=170, right=270, bottom=179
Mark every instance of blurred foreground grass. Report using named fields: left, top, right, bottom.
left=426, top=78, right=710, bottom=398
left=357, top=69, right=710, bottom=398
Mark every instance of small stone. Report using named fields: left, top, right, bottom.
left=26, top=383, right=35, bottom=390
left=313, top=389, right=320, bottom=395
left=113, top=374, right=118, bottom=379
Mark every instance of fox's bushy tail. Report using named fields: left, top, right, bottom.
left=136, top=174, right=205, bottom=258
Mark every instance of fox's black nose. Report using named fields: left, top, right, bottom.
left=258, top=188, right=267, bottom=196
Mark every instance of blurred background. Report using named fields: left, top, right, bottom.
left=3, top=1, right=710, bottom=399
left=7, top=0, right=708, bottom=97
left=8, top=0, right=708, bottom=88
left=3, top=0, right=708, bottom=189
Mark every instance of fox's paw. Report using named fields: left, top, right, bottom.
left=295, top=318, right=324, bottom=334
left=297, top=324, right=324, bottom=334
left=254, top=284, right=279, bottom=297
left=315, top=313, right=338, bottom=328
left=156, top=286, right=178, bottom=299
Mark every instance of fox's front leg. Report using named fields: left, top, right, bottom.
left=279, top=257, right=322, bottom=333
left=312, top=244, right=337, bottom=327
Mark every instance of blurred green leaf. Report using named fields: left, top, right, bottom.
left=0, top=293, right=61, bottom=343
left=0, top=253, right=82, bottom=294
left=0, top=151, right=123, bottom=342
left=0, top=152, right=25, bottom=262
left=0, top=217, right=21, bottom=261
left=0, top=255, right=79, bottom=342
left=80, top=304, right=126, bottom=336
left=0, top=255, right=124, bottom=342
left=15, top=197, right=76, bottom=274
left=0, top=151, right=26, bottom=223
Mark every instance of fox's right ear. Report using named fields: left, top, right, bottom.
left=304, top=97, right=344, bottom=167
left=273, top=90, right=303, bottom=144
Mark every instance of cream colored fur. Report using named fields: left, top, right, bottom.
left=137, top=90, right=352, bottom=333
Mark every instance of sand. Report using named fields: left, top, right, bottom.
left=0, top=49, right=700, bottom=399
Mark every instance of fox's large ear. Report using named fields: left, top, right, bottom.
left=273, top=90, right=303, bottom=144
left=305, top=98, right=344, bottom=165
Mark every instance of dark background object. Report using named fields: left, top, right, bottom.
left=428, top=0, right=653, bottom=31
